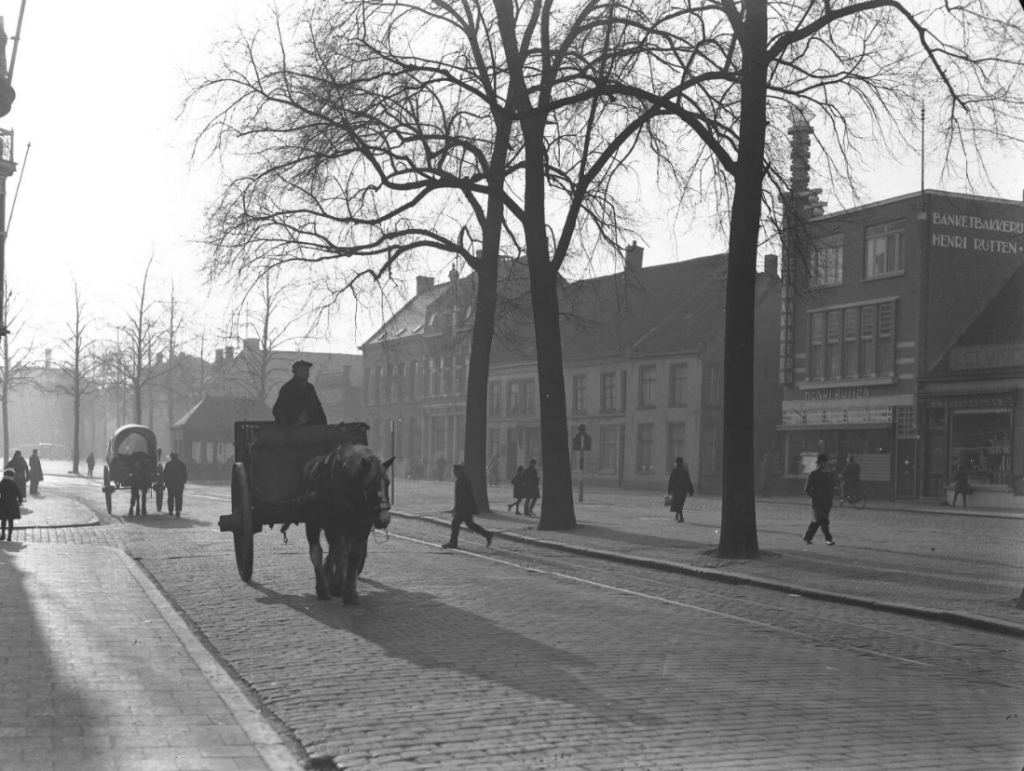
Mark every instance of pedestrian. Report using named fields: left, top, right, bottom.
left=487, top=454, right=500, bottom=487
left=272, top=360, right=328, bottom=426
left=521, top=459, right=540, bottom=516
left=5, top=450, right=28, bottom=499
left=28, top=449, right=44, bottom=495
left=86, top=452, right=96, bottom=478
left=667, top=457, right=696, bottom=522
left=0, top=468, right=23, bottom=541
left=441, top=464, right=493, bottom=549
left=840, top=453, right=861, bottom=502
left=435, top=453, right=447, bottom=482
left=507, top=465, right=525, bottom=514
left=760, top=453, right=772, bottom=497
left=162, top=451, right=189, bottom=518
left=952, top=461, right=971, bottom=508
left=803, top=452, right=836, bottom=545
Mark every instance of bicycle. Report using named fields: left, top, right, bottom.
left=836, top=483, right=868, bottom=509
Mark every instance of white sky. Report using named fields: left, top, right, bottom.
left=3, top=1, right=1022, bottom=359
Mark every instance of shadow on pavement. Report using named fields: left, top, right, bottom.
left=247, top=577, right=667, bottom=727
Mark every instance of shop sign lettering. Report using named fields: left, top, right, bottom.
left=779, top=253, right=796, bottom=384
left=804, top=387, right=871, bottom=401
left=922, top=395, right=1011, bottom=409
left=930, top=211, right=1024, bottom=256
left=950, top=344, right=1024, bottom=371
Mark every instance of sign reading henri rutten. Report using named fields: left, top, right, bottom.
left=931, top=212, right=1023, bottom=255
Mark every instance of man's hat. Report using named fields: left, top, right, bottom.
left=292, top=359, right=314, bottom=371
left=817, top=453, right=829, bottom=463
left=3, top=469, right=13, bottom=478
left=170, top=451, right=180, bottom=458
left=453, top=464, right=466, bottom=471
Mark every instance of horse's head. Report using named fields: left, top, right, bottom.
left=318, top=445, right=395, bottom=530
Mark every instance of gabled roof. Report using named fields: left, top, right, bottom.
left=171, top=395, right=273, bottom=431
left=363, top=281, right=450, bottom=346
left=926, top=264, right=1024, bottom=378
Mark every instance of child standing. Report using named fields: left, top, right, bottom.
left=0, top=467, right=24, bottom=540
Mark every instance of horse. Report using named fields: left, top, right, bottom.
left=300, top=442, right=394, bottom=603
left=128, top=451, right=153, bottom=516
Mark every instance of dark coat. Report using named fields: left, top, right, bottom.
left=162, top=458, right=188, bottom=490
left=272, top=377, right=327, bottom=426
left=6, top=455, right=28, bottom=497
left=86, top=453, right=95, bottom=469
left=667, top=464, right=695, bottom=512
left=954, top=465, right=971, bottom=494
left=841, top=460, right=860, bottom=486
left=28, top=453, right=43, bottom=482
left=521, top=465, right=540, bottom=498
left=511, top=469, right=525, bottom=498
left=0, top=477, right=23, bottom=519
left=805, top=467, right=834, bottom=512
left=453, top=471, right=479, bottom=518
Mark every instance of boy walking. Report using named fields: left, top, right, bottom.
left=441, top=464, right=493, bottom=549
left=803, top=453, right=836, bottom=546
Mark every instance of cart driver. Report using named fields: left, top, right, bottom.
left=273, top=360, right=328, bottom=427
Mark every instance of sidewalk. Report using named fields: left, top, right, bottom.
left=388, top=480, right=1024, bottom=638
left=0, top=493, right=303, bottom=771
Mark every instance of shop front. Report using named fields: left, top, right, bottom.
left=920, top=391, right=1019, bottom=508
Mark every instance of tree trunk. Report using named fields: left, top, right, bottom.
left=71, top=385, right=81, bottom=474
left=718, top=0, right=767, bottom=559
left=464, top=258, right=499, bottom=510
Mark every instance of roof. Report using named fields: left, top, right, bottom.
left=363, top=281, right=451, bottom=346
left=926, top=264, right=1024, bottom=378
left=171, top=395, right=273, bottom=431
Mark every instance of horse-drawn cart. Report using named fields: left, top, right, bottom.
left=102, top=424, right=162, bottom=516
left=218, top=421, right=374, bottom=583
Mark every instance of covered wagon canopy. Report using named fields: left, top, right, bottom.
left=106, top=424, right=158, bottom=463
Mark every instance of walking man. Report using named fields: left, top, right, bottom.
left=667, top=457, right=695, bottom=522
left=521, top=459, right=540, bottom=516
left=162, top=451, right=188, bottom=518
left=803, top=453, right=836, bottom=545
left=441, top=464, right=493, bottom=549
left=86, top=452, right=96, bottom=478
left=28, top=449, right=44, bottom=495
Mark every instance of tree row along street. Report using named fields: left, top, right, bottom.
left=7, top=473, right=1022, bottom=770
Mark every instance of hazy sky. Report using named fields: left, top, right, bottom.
left=3, top=1, right=1022, bottom=358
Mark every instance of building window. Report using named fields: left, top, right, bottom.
left=810, top=312, right=825, bottom=379
left=489, top=381, right=502, bottom=418
left=638, top=366, right=656, bottom=408
left=666, top=423, right=686, bottom=472
left=455, top=357, right=465, bottom=394
left=865, top=220, right=905, bottom=278
left=860, top=306, right=876, bottom=377
left=599, top=425, right=618, bottom=473
left=600, top=372, right=617, bottom=412
left=396, top=363, right=406, bottom=401
left=430, top=358, right=439, bottom=396
left=487, top=428, right=501, bottom=459
left=705, top=364, right=722, bottom=407
left=572, top=375, right=587, bottom=414
left=843, top=308, right=858, bottom=378
left=877, top=302, right=894, bottom=375
left=703, top=425, right=720, bottom=475
left=669, top=364, right=688, bottom=406
left=810, top=233, right=843, bottom=287
left=523, top=380, right=535, bottom=414
left=827, top=310, right=841, bottom=379
left=508, top=381, right=520, bottom=415
left=636, top=424, right=654, bottom=472
left=408, top=361, right=417, bottom=401
left=442, top=356, right=452, bottom=395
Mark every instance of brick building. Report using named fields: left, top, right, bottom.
left=362, top=247, right=781, bottom=493
left=777, top=182, right=1024, bottom=505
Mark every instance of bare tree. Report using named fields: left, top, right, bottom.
left=0, top=288, right=35, bottom=462
left=177, top=331, right=218, bottom=409
left=110, top=256, right=164, bottom=425
left=51, top=281, right=100, bottom=474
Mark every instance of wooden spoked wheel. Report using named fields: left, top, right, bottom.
left=230, top=462, right=254, bottom=582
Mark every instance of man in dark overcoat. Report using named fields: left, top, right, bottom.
left=162, top=452, right=189, bottom=518
left=667, top=457, right=695, bottom=522
left=441, top=464, right=493, bottom=549
left=28, top=449, right=44, bottom=495
left=273, top=360, right=327, bottom=426
left=803, top=453, right=836, bottom=545
left=521, top=458, right=541, bottom=516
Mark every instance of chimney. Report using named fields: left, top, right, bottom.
left=763, top=254, right=779, bottom=277
left=448, top=267, right=459, bottom=283
left=215, top=349, right=223, bottom=364
left=224, top=346, right=234, bottom=361
left=624, top=241, right=645, bottom=274
left=44, top=349, right=52, bottom=369
left=416, top=276, right=435, bottom=295
left=788, top=106, right=825, bottom=218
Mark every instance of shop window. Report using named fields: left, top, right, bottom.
left=827, top=311, right=842, bottom=379
left=810, top=233, right=843, bottom=287
left=572, top=375, right=587, bottom=414
left=636, top=424, right=654, bottom=472
left=669, top=363, right=688, bottom=406
left=809, top=313, right=825, bottom=379
left=666, top=423, right=686, bottom=472
left=950, top=410, right=1012, bottom=486
left=598, top=425, right=619, bottom=473
left=489, top=381, right=502, bottom=417
left=639, top=366, right=656, bottom=408
left=865, top=220, right=905, bottom=278
left=600, top=372, right=617, bottom=412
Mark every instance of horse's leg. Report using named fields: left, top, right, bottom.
left=327, top=529, right=348, bottom=598
left=342, top=537, right=364, bottom=605
left=306, top=522, right=330, bottom=601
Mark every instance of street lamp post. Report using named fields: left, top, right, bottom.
left=573, top=424, right=592, bottom=502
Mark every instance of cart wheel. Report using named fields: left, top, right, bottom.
left=231, top=463, right=254, bottom=582
left=103, top=466, right=113, bottom=515
left=155, top=485, right=164, bottom=512
left=855, top=491, right=868, bottom=510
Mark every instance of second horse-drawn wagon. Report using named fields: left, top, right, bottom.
left=218, top=420, right=393, bottom=603
left=101, top=424, right=165, bottom=516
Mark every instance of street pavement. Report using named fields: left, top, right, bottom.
left=2, top=465, right=1023, bottom=770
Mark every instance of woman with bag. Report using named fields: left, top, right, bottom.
left=667, top=457, right=695, bottom=522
